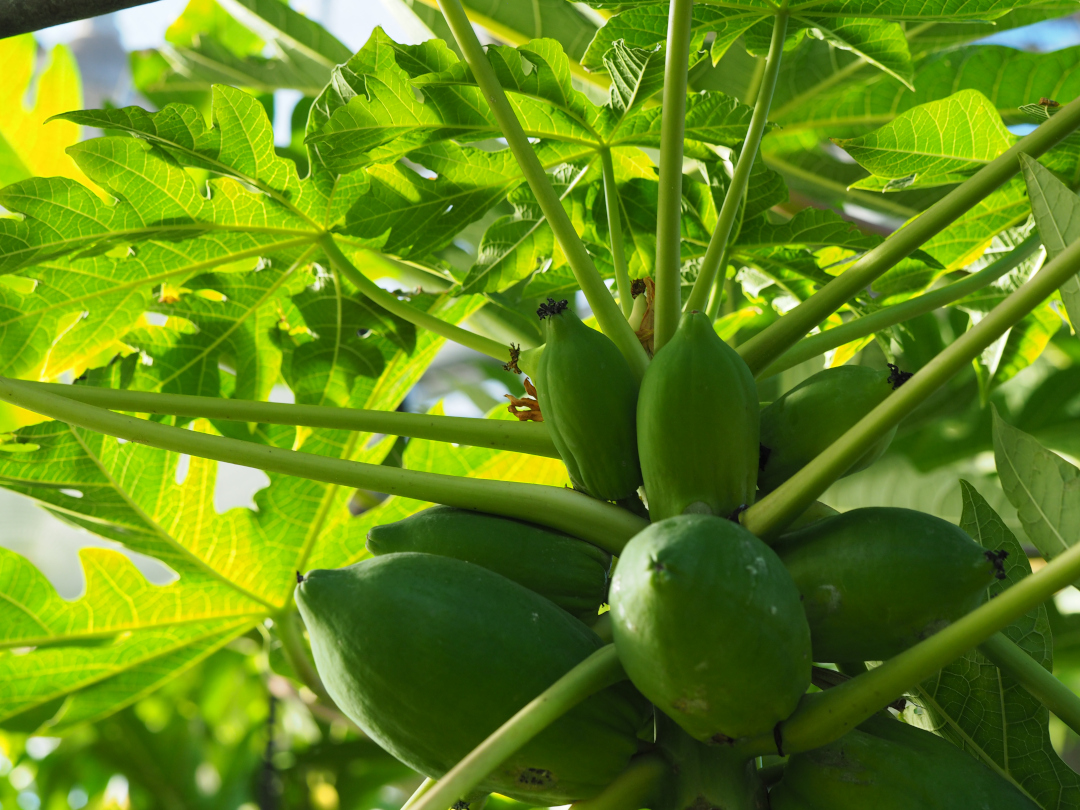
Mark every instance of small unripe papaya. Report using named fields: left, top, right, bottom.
left=295, top=553, right=650, bottom=804
left=769, top=714, right=1039, bottom=809
left=609, top=515, right=811, bottom=742
left=775, top=507, right=1005, bottom=662
left=532, top=299, right=642, bottom=501
left=366, top=506, right=611, bottom=621
left=759, top=365, right=909, bottom=493
left=637, top=312, right=759, bottom=521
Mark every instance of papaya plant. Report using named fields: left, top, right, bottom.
left=4, top=0, right=1080, bottom=807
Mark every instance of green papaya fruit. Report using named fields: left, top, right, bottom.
left=775, top=507, right=1005, bottom=662
left=296, top=553, right=650, bottom=805
left=532, top=299, right=642, bottom=501
left=759, top=364, right=910, bottom=493
left=637, top=312, right=759, bottom=521
left=770, top=714, right=1039, bottom=809
left=366, top=506, right=611, bottom=622
left=609, top=515, right=811, bottom=741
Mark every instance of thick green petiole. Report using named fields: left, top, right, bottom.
left=741, top=234, right=1080, bottom=541
left=319, top=235, right=509, bottom=362
left=0, top=379, right=647, bottom=553
left=736, top=537, right=1080, bottom=758
left=759, top=233, right=1043, bottom=377
left=436, top=0, right=649, bottom=379
left=684, top=8, right=789, bottom=315
left=18, top=382, right=560, bottom=458
left=737, top=94, right=1080, bottom=376
left=652, top=0, right=695, bottom=351
left=601, top=149, right=635, bottom=318
left=979, top=632, right=1080, bottom=739
left=408, top=646, right=626, bottom=810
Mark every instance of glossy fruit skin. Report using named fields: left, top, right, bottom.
left=609, top=515, right=811, bottom=741
left=366, top=506, right=611, bottom=622
left=533, top=305, right=642, bottom=501
left=775, top=507, right=999, bottom=663
left=769, top=714, right=1040, bottom=809
left=637, top=312, right=759, bottom=521
left=759, top=365, right=897, bottom=493
left=295, top=553, right=649, bottom=805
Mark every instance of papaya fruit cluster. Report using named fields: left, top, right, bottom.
left=295, top=305, right=1022, bottom=809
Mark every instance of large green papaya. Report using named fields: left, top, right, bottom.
left=609, top=515, right=811, bottom=741
left=532, top=298, right=642, bottom=501
left=637, top=311, right=758, bottom=521
left=759, top=364, right=909, bottom=493
left=769, top=714, right=1039, bottom=809
left=775, top=507, right=1005, bottom=662
left=295, top=553, right=650, bottom=805
left=366, top=506, right=611, bottom=622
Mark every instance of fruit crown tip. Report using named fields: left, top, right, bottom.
left=296, top=570, right=305, bottom=584
left=537, top=298, right=569, bottom=320
left=887, top=363, right=913, bottom=390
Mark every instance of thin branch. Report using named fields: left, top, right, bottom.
left=436, top=0, right=649, bottom=379
left=736, top=93, right=1080, bottom=376
left=409, top=646, right=626, bottom=810
left=684, top=7, right=789, bottom=314
left=652, top=0, right=696, bottom=350
left=601, top=148, right=635, bottom=317
left=21, top=382, right=559, bottom=458
left=758, top=233, right=1043, bottom=377
left=741, top=234, right=1080, bottom=541
left=0, top=378, right=648, bottom=554
left=319, top=235, right=509, bottom=362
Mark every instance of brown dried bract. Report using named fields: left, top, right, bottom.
left=503, top=342, right=522, bottom=374
left=506, top=377, right=543, bottom=422
left=1040, top=97, right=1061, bottom=108
left=634, top=277, right=656, bottom=356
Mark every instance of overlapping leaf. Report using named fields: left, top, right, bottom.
left=1022, top=154, right=1080, bottom=330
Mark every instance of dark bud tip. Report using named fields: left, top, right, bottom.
left=504, top=342, right=522, bottom=374
left=887, top=363, right=914, bottom=389
left=727, top=504, right=748, bottom=522
left=630, top=279, right=647, bottom=298
left=985, top=549, right=1010, bottom=580
left=296, top=571, right=305, bottom=584
left=537, top=298, right=569, bottom=320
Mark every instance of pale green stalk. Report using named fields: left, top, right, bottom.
left=21, top=381, right=559, bottom=458
left=652, top=0, right=695, bottom=351
left=733, top=538, right=1080, bottom=758
left=319, top=235, right=508, bottom=361
left=409, top=646, right=626, bottom=810
left=0, top=379, right=647, bottom=553
left=684, top=8, right=789, bottom=314
left=601, top=148, right=635, bottom=317
left=436, top=0, right=649, bottom=379
left=571, top=755, right=671, bottom=810
left=737, top=94, right=1080, bottom=376
left=401, top=779, right=437, bottom=810
left=759, top=233, right=1043, bottom=377
left=741, top=234, right=1080, bottom=541
left=979, top=632, right=1080, bottom=738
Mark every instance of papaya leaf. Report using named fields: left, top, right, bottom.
left=604, top=40, right=666, bottom=116
left=971, top=303, right=1062, bottom=404
left=992, top=408, right=1080, bottom=561
left=907, top=481, right=1080, bottom=808
left=0, top=35, right=90, bottom=189
left=1020, top=153, right=1080, bottom=332
left=835, top=90, right=1017, bottom=191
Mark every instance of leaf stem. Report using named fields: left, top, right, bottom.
left=736, top=94, right=1080, bottom=376
left=19, top=382, right=559, bottom=458
left=319, top=235, right=508, bottom=362
left=0, top=379, right=647, bottom=553
left=409, top=645, right=626, bottom=810
left=601, top=148, right=634, bottom=317
left=652, top=0, right=695, bottom=350
left=436, top=0, right=649, bottom=379
left=570, top=754, right=671, bottom=810
left=978, top=632, right=1080, bottom=739
left=741, top=233, right=1080, bottom=541
left=758, top=233, right=1043, bottom=377
left=737, top=537, right=1080, bottom=758
left=684, top=7, right=789, bottom=315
